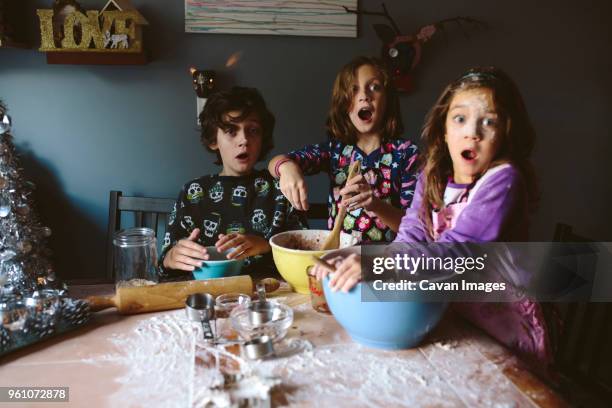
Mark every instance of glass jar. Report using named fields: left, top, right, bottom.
left=306, top=266, right=331, bottom=314
left=113, top=227, right=159, bottom=287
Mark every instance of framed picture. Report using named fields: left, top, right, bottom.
left=185, top=0, right=357, bottom=38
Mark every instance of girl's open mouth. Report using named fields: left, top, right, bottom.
left=357, top=108, right=373, bottom=121
left=461, top=149, right=476, bottom=161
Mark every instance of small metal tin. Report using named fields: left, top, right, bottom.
left=185, top=293, right=216, bottom=342
left=243, top=335, right=275, bottom=360
left=248, top=301, right=282, bottom=326
left=249, top=281, right=278, bottom=325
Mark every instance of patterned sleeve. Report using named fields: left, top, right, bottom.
left=394, top=172, right=430, bottom=243
left=287, top=140, right=333, bottom=176
left=266, top=179, right=308, bottom=239
left=398, top=141, right=419, bottom=210
left=158, top=185, right=192, bottom=279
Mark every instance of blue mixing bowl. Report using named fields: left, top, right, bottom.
left=322, top=247, right=448, bottom=350
left=192, top=246, right=245, bottom=280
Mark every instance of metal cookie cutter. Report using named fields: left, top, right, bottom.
left=185, top=293, right=216, bottom=342
left=243, top=335, right=275, bottom=360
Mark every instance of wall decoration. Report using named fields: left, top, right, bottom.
left=37, top=0, right=148, bottom=64
left=345, top=3, right=486, bottom=93
left=189, top=67, right=217, bottom=125
left=185, top=0, right=357, bottom=38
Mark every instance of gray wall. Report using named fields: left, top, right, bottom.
left=0, top=0, right=610, bottom=280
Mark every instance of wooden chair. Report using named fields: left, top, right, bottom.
left=552, top=223, right=611, bottom=405
left=106, top=190, right=175, bottom=281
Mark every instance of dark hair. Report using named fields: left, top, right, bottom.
left=199, top=87, right=275, bottom=165
left=420, top=66, right=539, bottom=236
left=326, top=56, right=403, bottom=143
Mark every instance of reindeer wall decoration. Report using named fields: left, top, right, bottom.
left=344, top=4, right=486, bottom=93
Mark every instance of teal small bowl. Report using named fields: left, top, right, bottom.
left=192, top=246, right=245, bottom=280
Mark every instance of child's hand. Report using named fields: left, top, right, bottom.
left=311, top=256, right=344, bottom=281
left=327, top=253, right=362, bottom=293
left=163, top=228, right=209, bottom=271
left=278, top=160, right=309, bottom=211
left=339, top=174, right=378, bottom=211
left=215, top=233, right=271, bottom=260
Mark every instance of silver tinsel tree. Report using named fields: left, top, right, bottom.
left=0, top=100, right=55, bottom=293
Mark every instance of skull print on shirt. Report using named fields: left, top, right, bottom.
left=187, top=182, right=204, bottom=203
left=231, top=186, right=248, bottom=206
left=202, top=212, right=221, bottom=238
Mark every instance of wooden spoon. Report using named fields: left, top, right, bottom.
left=320, top=160, right=361, bottom=251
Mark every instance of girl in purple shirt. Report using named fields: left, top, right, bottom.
left=314, top=67, right=557, bottom=372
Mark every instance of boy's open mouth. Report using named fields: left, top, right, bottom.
left=357, top=107, right=373, bottom=121
left=461, top=149, right=476, bottom=161
left=236, top=152, right=249, bottom=160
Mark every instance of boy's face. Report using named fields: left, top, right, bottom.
left=210, top=111, right=263, bottom=176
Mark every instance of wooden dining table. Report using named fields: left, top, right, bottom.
left=0, top=283, right=567, bottom=407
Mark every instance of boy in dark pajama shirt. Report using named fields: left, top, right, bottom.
left=159, top=87, right=305, bottom=280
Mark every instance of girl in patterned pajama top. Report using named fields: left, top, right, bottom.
left=159, top=87, right=305, bottom=280
left=268, top=56, right=419, bottom=243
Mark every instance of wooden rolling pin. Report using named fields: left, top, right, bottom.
left=86, top=275, right=280, bottom=315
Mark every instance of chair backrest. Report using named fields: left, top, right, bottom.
left=106, top=194, right=329, bottom=281
left=553, top=223, right=593, bottom=243
left=552, top=223, right=611, bottom=402
left=106, top=190, right=175, bottom=281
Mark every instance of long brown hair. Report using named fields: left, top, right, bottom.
left=326, top=56, right=403, bottom=143
left=420, top=67, right=539, bottom=237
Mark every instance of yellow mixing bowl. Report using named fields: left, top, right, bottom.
left=269, top=230, right=358, bottom=294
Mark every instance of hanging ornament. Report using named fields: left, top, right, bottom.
left=16, top=204, right=30, bottom=216
left=41, top=227, right=52, bottom=237
left=0, top=113, right=11, bottom=135
left=0, top=176, right=7, bottom=189
left=18, top=241, right=32, bottom=254
left=46, top=269, right=57, bottom=282
left=0, top=197, right=10, bottom=218
left=0, top=250, right=17, bottom=262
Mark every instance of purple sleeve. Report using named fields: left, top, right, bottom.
left=438, top=166, right=527, bottom=243
left=287, top=141, right=332, bottom=176
left=394, top=173, right=430, bottom=243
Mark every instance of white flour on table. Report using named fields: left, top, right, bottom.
left=83, top=308, right=534, bottom=407
left=85, top=310, right=197, bottom=407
